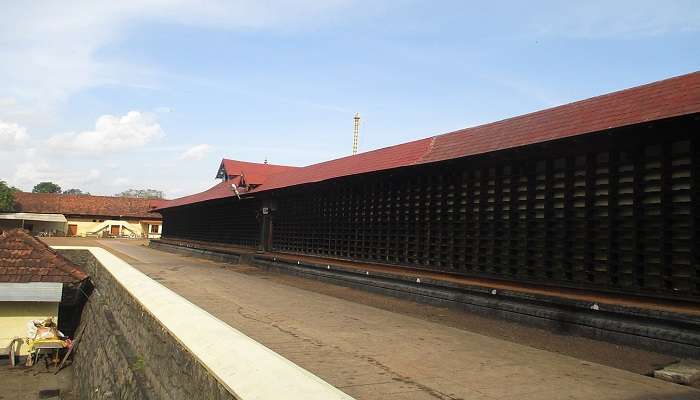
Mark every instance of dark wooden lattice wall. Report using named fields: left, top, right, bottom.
left=270, top=117, right=699, bottom=300
left=161, top=197, right=260, bottom=248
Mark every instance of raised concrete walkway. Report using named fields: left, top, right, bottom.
left=53, top=239, right=700, bottom=400
left=52, top=246, right=353, bottom=400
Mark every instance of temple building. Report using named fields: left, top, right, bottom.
left=156, top=71, right=700, bottom=303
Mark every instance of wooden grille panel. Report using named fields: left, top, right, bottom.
left=271, top=122, right=699, bottom=300
left=158, top=117, right=699, bottom=301
left=162, top=198, right=260, bottom=248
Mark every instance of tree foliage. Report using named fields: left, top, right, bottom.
left=32, top=181, right=62, bottom=193
left=63, top=188, right=90, bottom=196
left=0, top=181, right=19, bottom=212
left=114, top=188, right=164, bottom=199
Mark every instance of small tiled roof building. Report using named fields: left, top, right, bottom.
left=0, top=229, right=87, bottom=284
left=0, top=229, right=88, bottom=353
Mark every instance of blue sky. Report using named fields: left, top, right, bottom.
left=1, top=1, right=698, bottom=198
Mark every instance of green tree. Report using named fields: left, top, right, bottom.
left=63, top=188, right=90, bottom=196
left=32, top=181, right=62, bottom=193
left=114, top=188, right=164, bottom=199
left=0, top=181, right=19, bottom=212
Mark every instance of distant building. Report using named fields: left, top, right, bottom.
left=0, top=193, right=164, bottom=238
left=0, top=229, right=88, bottom=355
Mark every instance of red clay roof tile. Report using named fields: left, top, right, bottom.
left=159, top=180, right=236, bottom=209
left=256, top=71, right=700, bottom=193
left=220, top=159, right=297, bottom=185
left=0, top=229, right=87, bottom=283
left=13, top=192, right=163, bottom=219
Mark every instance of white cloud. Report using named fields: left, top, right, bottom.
left=0, top=119, right=28, bottom=150
left=0, top=1, right=359, bottom=124
left=179, top=144, right=213, bottom=161
left=112, top=177, right=130, bottom=187
left=45, top=111, right=164, bottom=155
left=0, top=98, right=17, bottom=108
left=13, top=160, right=101, bottom=189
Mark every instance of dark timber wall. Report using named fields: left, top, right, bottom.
left=163, top=115, right=700, bottom=302
left=161, top=197, right=260, bottom=247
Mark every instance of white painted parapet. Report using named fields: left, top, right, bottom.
left=52, top=246, right=354, bottom=400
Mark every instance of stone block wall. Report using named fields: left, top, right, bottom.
left=59, top=249, right=235, bottom=400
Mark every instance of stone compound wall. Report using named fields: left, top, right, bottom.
left=59, top=249, right=235, bottom=400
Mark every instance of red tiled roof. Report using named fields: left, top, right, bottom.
left=13, top=193, right=163, bottom=219
left=159, top=71, right=700, bottom=209
left=254, top=71, right=700, bottom=193
left=418, top=71, right=700, bottom=164
left=158, top=180, right=235, bottom=209
left=220, top=159, right=297, bottom=185
left=257, top=138, right=435, bottom=192
left=158, top=160, right=298, bottom=209
left=158, top=142, right=433, bottom=210
left=0, top=229, right=87, bottom=283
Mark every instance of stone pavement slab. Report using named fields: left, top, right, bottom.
left=655, top=361, right=700, bottom=386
